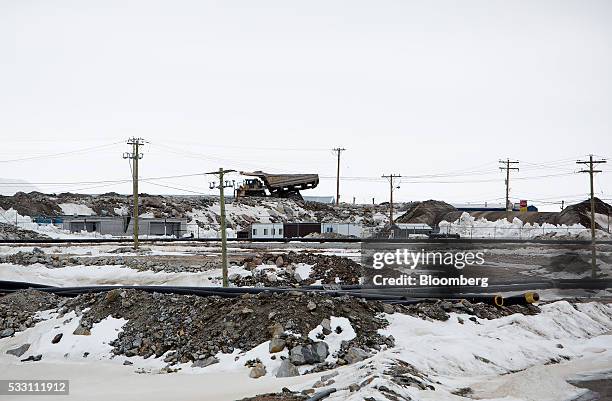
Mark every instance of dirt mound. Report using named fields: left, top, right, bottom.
left=558, top=198, right=612, bottom=228
left=396, top=200, right=457, bottom=227
left=0, top=192, right=61, bottom=217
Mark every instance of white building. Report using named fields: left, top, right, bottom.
left=251, top=223, right=284, bottom=239
left=321, top=222, right=362, bottom=237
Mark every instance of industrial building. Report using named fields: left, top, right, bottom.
left=60, top=216, right=188, bottom=237
left=390, top=223, right=433, bottom=238
left=245, top=222, right=363, bottom=239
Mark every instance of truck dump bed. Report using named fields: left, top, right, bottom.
left=240, top=171, right=319, bottom=198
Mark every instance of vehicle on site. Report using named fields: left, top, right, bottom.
left=236, top=171, right=319, bottom=200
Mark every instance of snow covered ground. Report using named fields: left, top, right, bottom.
left=1, top=301, right=610, bottom=401
left=0, top=263, right=232, bottom=286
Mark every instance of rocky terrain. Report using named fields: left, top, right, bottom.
left=233, top=251, right=364, bottom=286
left=0, top=222, right=49, bottom=240
left=1, top=289, right=541, bottom=379
left=0, top=248, right=365, bottom=285
left=0, top=247, right=220, bottom=273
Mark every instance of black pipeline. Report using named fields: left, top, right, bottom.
left=503, top=292, right=539, bottom=306
left=0, top=280, right=539, bottom=308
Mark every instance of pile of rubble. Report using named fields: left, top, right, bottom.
left=395, top=299, right=540, bottom=321
left=0, top=222, right=50, bottom=240
left=0, top=247, right=218, bottom=273
left=1, top=289, right=543, bottom=378
left=0, top=290, right=61, bottom=338
left=231, top=251, right=364, bottom=287
left=51, top=289, right=391, bottom=375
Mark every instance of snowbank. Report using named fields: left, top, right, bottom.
left=0, top=208, right=104, bottom=239
left=1, top=300, right=610, bottom=401
left=0, top=263, right=252, bottom=287
left=58, top=203, right=95, bottom=216
left=439, top=212, right=606, bottom=239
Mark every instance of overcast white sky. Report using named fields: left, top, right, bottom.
left=1, top=0, right=610, bottom=210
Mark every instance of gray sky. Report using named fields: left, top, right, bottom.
left=1, top=0, right=611, bottom=210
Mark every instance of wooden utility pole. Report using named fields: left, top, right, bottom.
left=332, top=147, right=346, bottom=205
left=499, top=159, right=519, bottom=220
left=382, top=174, right=402, bottom=225
left=577, top=155, right=606, bottom=278
left=123, top=137, right=145, bottom=249
left=207, top=168, right=236, bottom=287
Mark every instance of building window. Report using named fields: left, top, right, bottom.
left=279, top=228, right=283, bottom=235
left=264, top=228, right=269, bottom=235
left=253, top=229, right=257, bottom=235
left=326, top=227, right=333, bottom=233
left=272, top=228, right=276, bottom=235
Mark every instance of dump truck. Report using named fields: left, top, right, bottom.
left=236, top=171, right=319, bottom=200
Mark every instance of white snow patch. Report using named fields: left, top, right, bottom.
left=58, top=203, right=95, bottom=216
left=0, top=263, right=251, bottom=287
left=308, top=316, right=356, bottom=363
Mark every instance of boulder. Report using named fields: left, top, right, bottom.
left=73, top=325, right=91, bottom=336
left=276, top=360, right=299, bottom=378
left=289, top=342, right=329, bottom=365
left=6, top=343, right=30, bottom=357
left=191, top=356, right=219, bottom=368
left=344, top=347, right=369, bottom=364
left=275, top=256, right=284, bottom=267
left=269, top=338, right=286, bottom=353
left=320, top=318, right=332, bottom=335
left=0, top=328, right=15, bottom=338
left=249, top=363, right=267, bottom=379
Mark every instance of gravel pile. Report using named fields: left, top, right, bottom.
left=0, top=223, right=50, bottom=240
left=1, top=289, right=541, bottom=378
left=233, top=251, right=363, bottom=287
left=0, top=290, right=61, bottom=338
left=59, top=289, right=390, bottom=369
left=0, top=248, right=217, bottom=273
left=394, top=299, right=540, bottom=322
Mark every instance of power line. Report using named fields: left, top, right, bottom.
left=0, top=141, right=124, bottom=164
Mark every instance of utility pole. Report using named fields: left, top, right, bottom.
left=499, top=159, right=519, bottom=220
left=382, top=174, right=402, bottom=225
left=577, top=155, right=606, bottom=279
left=332, top=147, right=346, bottom=205
left=561, top=200, right=565, bottom=211
left=123, top=137, right=145, bottom=250
left=207, top=168, right=236, bottom=287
